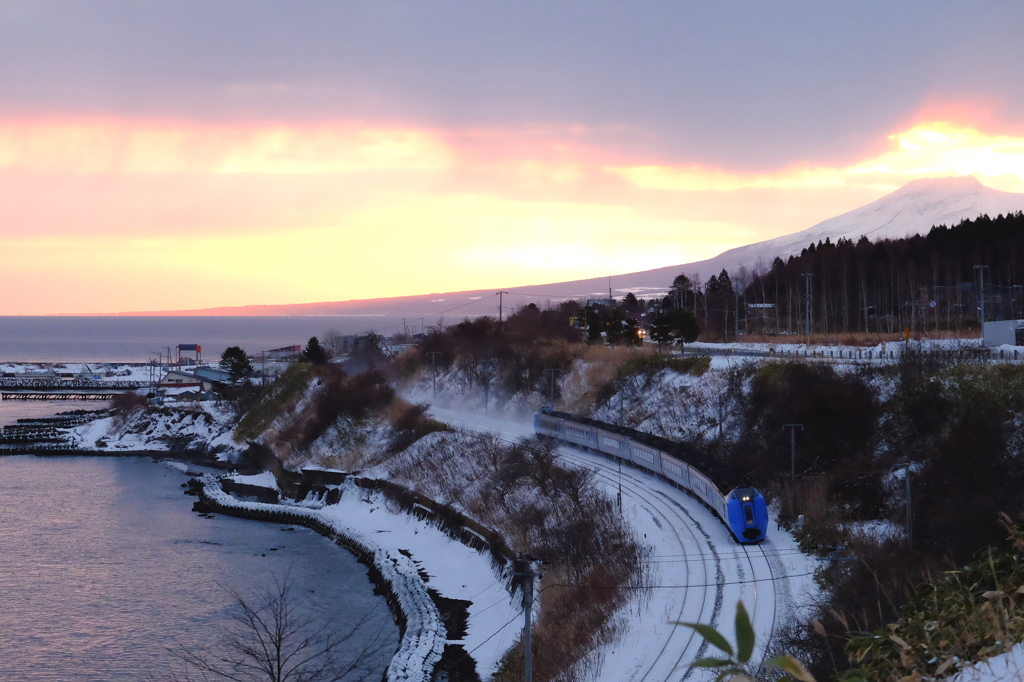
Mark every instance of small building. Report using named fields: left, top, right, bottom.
left=983, top=320, right=1024, bottom=347
left=158, top=370, right=212, bottom=391
left=194, top=366, right=234, bottom=384
left=266, top=345, right=302, bottom=360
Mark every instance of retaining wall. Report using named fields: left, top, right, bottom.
left=195, top=475, right=447, bottom=682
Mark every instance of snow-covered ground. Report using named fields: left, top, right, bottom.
left=314, top=483, right=521, bottom=679
left=0, top=362, right=156, bottom=382
left=681, top=336, right=997, bottom=359
left=207, top=474, right=518, bottom=681
left=426, top=405, right=820, bottom=682
left=950, top=642, right=1024, bottom=682
left=66, top=403, right=240, bottom=457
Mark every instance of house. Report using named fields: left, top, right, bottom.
left=157, top=371, right=211, bottom=391
left=266, top=345, right=302, bottom=360
left=193, top=366, right=234, bottom=384
left=983, top=320, right=1024, bottom=347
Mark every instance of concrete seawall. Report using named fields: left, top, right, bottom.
left=193, top=476, right=448, bottom=682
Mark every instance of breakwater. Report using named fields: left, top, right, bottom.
left=193, top=476, right=448, bottom=682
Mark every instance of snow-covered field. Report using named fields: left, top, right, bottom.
left=427, top=406, right=820, bottom=681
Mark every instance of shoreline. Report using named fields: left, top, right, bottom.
left=195, top=475, right=454, bottom=682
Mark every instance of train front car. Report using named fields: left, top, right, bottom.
left=725, top=487, right=769, bottom=543
left=535, top=407, right=562, bottom=438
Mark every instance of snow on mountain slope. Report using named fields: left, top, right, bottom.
left=690, top=175, right=1024, bottom=279
left=119, top=175, right=1024, bottom=318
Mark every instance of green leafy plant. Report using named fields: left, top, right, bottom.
left=844, top=513, right=1024, bottom=681
left=678, top=601, right=816, bottom=682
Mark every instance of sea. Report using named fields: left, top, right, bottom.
left=0, top=317, right=406, bottom=680
left=0, top=315, right=409, bottom=363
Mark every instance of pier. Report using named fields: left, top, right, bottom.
left=0, top=378, right=148, bottom=401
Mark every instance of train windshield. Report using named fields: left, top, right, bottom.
left=744, top=504, right=755, bottom=525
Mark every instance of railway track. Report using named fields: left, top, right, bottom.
left=556, top=448, right=719, bottom=682
left=428, top=406, right=795, bottom=681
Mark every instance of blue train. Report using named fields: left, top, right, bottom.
left=534, top=407, right=768, bottom=543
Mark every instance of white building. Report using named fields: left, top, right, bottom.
left=982, top=320, right=1024, bottom=347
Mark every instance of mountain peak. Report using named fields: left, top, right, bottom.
left=892, top=174, right=983, bottom=196
left=662, top=174, right=1024, bottom=284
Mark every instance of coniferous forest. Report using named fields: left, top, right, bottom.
left=669, top=211, right=1024, bottom=339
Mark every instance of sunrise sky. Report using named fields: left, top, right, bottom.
left=2, top=2, right=1024, bottom=314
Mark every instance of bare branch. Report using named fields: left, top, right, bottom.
left=155, top=572, right=392, bottom=682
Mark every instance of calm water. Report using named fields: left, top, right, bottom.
left=0, top=455, right=398, bottom=681
left=0, top=316, right=409, bottom=363
left=0, top=400, right=86, bottom=428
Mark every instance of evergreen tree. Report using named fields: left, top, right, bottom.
left=301, top=336, right=330, bottom=365
left=219, top=346, right=253, bottom=383
left=650, top=310, right=701, bottom=346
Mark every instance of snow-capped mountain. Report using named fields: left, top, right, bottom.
left=684, top=175, right=1024, bottom=282
left=116, top=175, right=1024, bottom=318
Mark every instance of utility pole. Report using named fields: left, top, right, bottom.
left=513, top=554, right=537, bottom=682
left=617, top=459, right=623, bottom=514
left=619, top=383, right=625, bottom=426
left=261, top=351, right=265, bottom=387
left=427, top=352, right=441, bottom=399
left=543, top=368, right=560, bottom=405
left=895, top=462, right=914, bottom=548
left=735, top=289, right=740, bottom=340
left=703, top=282, right=709, bottom=332
left=497, top=291, right=510, bottom=323
left=782, top=424, right=804, bottom=483
left=718, top=395, right=725, bottom=459
left=975, top=265, right=989, bottom=323
left=801, top=273, right=813, bottom=346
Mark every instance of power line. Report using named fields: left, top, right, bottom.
left=352, top=295, right=501, bottom=339
left=541, top=569, right=820, bottom=591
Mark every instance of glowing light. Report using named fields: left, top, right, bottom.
left=0, top=120, right=454, bottom=174
left=608, top=123, right=1024, bottom=192
left=3, top=113, right=1024, bottom=314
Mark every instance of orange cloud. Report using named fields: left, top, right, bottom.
left=0, top=119, right=454, bottom=174
left=2, top=114, right=1023, bottom=314
left=606, top=122, right=1024, bottom=193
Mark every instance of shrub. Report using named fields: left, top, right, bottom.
left=844, top=515, right=1024, bottom=681
left=234, top=363, right=314, bottom=442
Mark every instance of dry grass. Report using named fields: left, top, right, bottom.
left=383, top=431, right=650, bottom=682
left=559, top=345, right=688, bottom=414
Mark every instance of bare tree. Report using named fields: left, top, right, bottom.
left=158, top=574, right=392, bottom=682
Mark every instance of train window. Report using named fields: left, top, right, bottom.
left=567, top=426, right=590, bottom=440
left=539, top=417, right=560, bottom=431
left=744, top=505, right=754, bottom=525
left=631, top=447, right=654, bottom=463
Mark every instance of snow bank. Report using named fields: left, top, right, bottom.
left=950, top=641, right=1024, bottom=681
left=227, top=471, right=280, bottom=490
